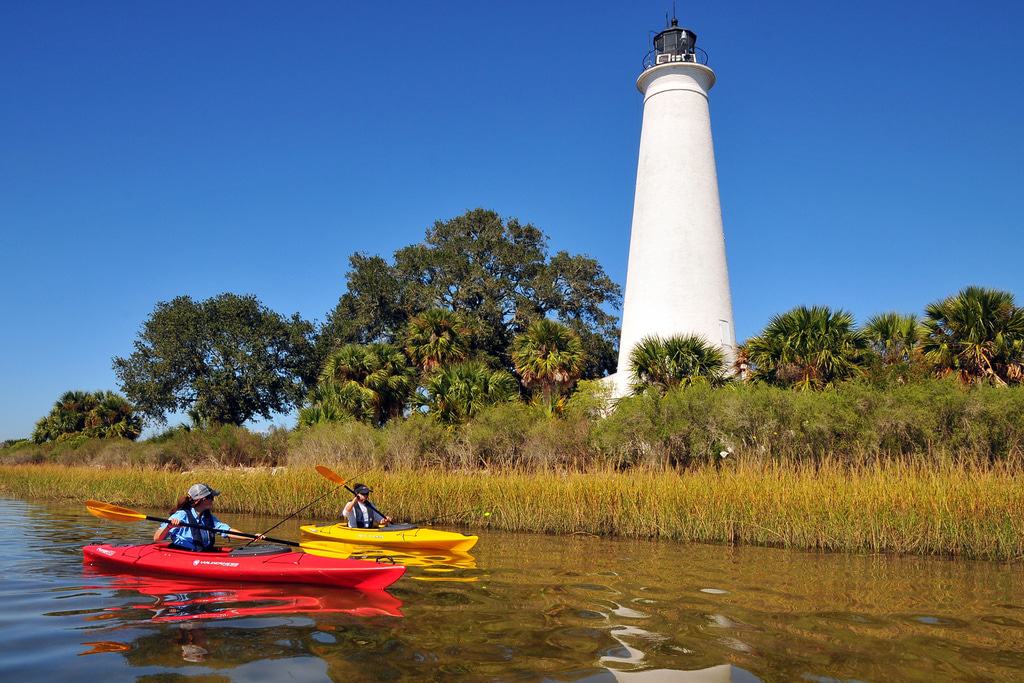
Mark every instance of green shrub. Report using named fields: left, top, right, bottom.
left=287, top=420, right=381, bottom=469
left=381, top=413, right=454, bottom=469
left=0, top=444, right=45, bottom=465
left=4, top=379, right=1022, bottom=472
left=146, top=425, right=191, bottom=443
left=460, top=402, right=541, bottom=469
left=522, top=412, right=594, bottom=470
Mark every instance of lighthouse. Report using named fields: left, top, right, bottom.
left=611, top=16, right=736, bottom=397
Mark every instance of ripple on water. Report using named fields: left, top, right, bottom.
left=607, top=602, right=650, bottom=619
left=707, top=613, right=749, bottom=630
left=422, top=590, right=473, bottom=606
left=576, top=609, right=608, bottom=620
left=600, top=624, right=661, bottom=665
left=910, top=615, right=970, bottom=628
left=586, top=665, right=763, bottom=682
left=569, top=583, right=620, bottom=594
left=545, top=626, right=610, bottom=654
left=718, top=636, right=754, bottom=654
left=812, top=610, right=890, bottom=628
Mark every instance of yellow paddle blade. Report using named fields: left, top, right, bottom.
left=85, top=499, right=148, bottom=523
left=315, top=465, right=347, bottom=486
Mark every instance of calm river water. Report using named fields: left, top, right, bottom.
left=1, top=497, right=1022, bottom=681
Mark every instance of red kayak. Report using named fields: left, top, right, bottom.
left=83, top=543, right=405, bottom=591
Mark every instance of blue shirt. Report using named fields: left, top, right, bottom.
left=158, top=509, right=231, bottom=551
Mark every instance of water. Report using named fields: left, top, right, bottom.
left=1, top=497, right=1022, bottom=681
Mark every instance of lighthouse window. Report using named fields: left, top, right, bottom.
left=719, top=320, right=731, bottom=346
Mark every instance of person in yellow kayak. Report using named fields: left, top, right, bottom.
left=153, top=483, right=259, bottom=551
left=342, top=484, right=391, bottom=529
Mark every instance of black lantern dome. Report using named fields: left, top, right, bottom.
left=643, top=16, right=708, bottom=69
left=654, top=18, right=697, bottom=57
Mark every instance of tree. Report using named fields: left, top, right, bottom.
left=922, top=286, right=1024, bottom=385
left=511, top=318, right=586, bottom=413
left=310, top=343, right=416, bottom=426
left=863, top=312, right=922, bottom=365
left=744, top=306, right=867, bottom=390
left=629, top=334, right=727, bottom=394
left=404, top=308, right=471, bottom=374
left=323, top=253, right=412, bottom=346
left=298, top=381, right=354, bottom=427
left=113, top=294, right=317, bottom=426
left=32, top=390, right=142, bottom=443
left=418, top=362, right=519, bottom=425
left=321, top=209, right=622, bottom=378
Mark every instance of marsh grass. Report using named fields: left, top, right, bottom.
left=4, top=459, right=1022, bottom=560
left=4, top=380, right=1022, bottom=559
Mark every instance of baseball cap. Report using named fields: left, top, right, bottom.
left=187, top=483, right=220, bottom=501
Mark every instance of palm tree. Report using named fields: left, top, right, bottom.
left=629, top=334, right=727, bottom=394
left=419, top=362, right=518, bottom=425
left=52, top=390, right=92, bottom=433
left=85, top=391, right=143, bottom=440
left=744, top=306, right=867, bottom=390
left=32, top=390, right=141, bottom=443
left=922, top=286, right=1024, bottom=385
left=298, top=382, right=352, bottom=426
left=863, top=312, right=922, bottom=365
left=404, top=308, right=470, bottom=373
left=511, top=318, right=586, bottom=413
left=314, top=343, right=416, bottom=425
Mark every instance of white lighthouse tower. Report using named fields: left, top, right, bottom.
left=611, top=16, right=736, bottom=397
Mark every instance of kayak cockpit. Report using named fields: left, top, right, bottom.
left=228, top=545, right=292, bottom=557
left=336, top=523, right=419, bottom=533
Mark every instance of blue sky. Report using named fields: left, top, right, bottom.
left=2, top=1, right=1022, bottom=440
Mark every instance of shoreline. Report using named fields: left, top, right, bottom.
left=2, top=463, right=1021, bottom=562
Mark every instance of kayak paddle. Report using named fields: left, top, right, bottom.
left=85, top=499, right=300, bottom=548
left=240, top=468, right=351, bottom=548
left=316, top=465, right=392, bottom=523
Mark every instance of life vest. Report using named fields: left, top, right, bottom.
left=184, top=507, right=217, bottom=551
left=351, top=502, right=376, bottom=529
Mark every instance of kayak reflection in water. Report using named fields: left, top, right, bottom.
left=342, top=483, right=391, bottom=529
left=153, top=483, right=263, bottom=551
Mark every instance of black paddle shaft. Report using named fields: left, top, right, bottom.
left=147, top=514, right=298, bottom=547
left=244, top=486, right=341, bottom=548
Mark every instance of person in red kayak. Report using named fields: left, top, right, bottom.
left=153, top=483, right=257, bottom=551
left=342, top=483, right=391, bottom=529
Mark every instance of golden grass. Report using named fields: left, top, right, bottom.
left=2, top=461, right=1022, bottom=560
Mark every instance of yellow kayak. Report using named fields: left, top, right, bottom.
left=300, top=523, right=479, bottom=553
